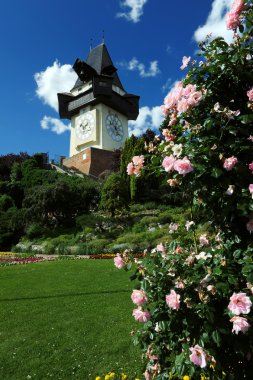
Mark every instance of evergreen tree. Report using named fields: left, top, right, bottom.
left=100, top=173, right=129, bottom=217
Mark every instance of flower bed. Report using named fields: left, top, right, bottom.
left=89, top=253, right=144, bottom=260
left=0, top=252, right=144, bottom=265
left=95, top=373, right=210, bottom=380
left=0, top=256, right=45, bottom=266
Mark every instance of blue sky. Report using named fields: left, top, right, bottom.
left=0, top=0, right=235, bottom=159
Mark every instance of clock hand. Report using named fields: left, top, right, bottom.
left=113, top=126, right=119, bottom=135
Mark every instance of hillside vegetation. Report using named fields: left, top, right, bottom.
left=0, top=141, right=187, bottom=254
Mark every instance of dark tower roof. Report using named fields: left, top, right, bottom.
left=71, top=43, right=124, bottom=91
left=58, top=42, right=139, bottom=120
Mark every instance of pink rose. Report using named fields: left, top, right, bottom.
left=180, top=56, right=191, bottom=70
left=131, top=289, right=148, bottom=305
left=231, top=0, right=245, bottom=14
left=132, top=308, right=150, bottom=322
left=199, top=234, right=210, bottom=246
left=175, top=246, right=183, bottom=253
left=173, top=81, right=184, bottom=100
left=127, top=155, right=145, bottom=176
left=144, top=370, right=152, bottom=380
left=127, top=162, right=134, bottom=175
left=228, top=292, right=252, bottom=315
left=157, top=243, right=166, bottom=256
left=164, top=83, right=182, bottom=110
left=174, top=157, right=194, bottom=175
left=187, top=91, right=202, bottom=107
left=162, top=155, right=176, bottom=172
left=177, top=98, right=189, bottom=113
left=189, top=345, right=207, bottom=368
left=247, top=87, right=253, bottom=102
left=175, top=280, right=185, bottom=289
left=249, top=162, right=253, bottom=171
left=166, top=289, right=180, bottom=311
left=230, top=316, right=251, bottom=334
left=169, top=222, right=179, bottom=233
left=226, top=10, right=241, bottom=30
left=161, top=104, right=168, bottom=116
left=223, top=156, right=238, bottom=171
left=162, top=128, right=176, bottom=142
left=246, top=219, right=253, bottom=233
left=132, top=155, right=144, bottom=167
left=182, top=84, right=196, bottom=98
left=249, top=184, right=253, bottom=198
left=168, top=113, right=177, bottom=127
left=113, top=254, right=125, bottom=269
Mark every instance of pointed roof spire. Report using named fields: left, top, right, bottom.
left=72, top=43, right=124, bottom=91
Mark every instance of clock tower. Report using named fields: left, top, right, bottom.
left=58, top=43, right=139, bottom=177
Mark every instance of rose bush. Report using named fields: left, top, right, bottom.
left=116, top=1, right=253, bottom=379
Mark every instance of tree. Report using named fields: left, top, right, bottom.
left=0, top=194, right=14, bottom=212
left=0, top=152, right=29, bottom=180
left=10, top=162, right=22, bottom=183
left=23, top=177, right=100, bottom=229
left=100, top=173, right=129, bottom=217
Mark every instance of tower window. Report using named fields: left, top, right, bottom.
left=99, top=82, right=108, bottom=87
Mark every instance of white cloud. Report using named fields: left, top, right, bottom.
left=162, top=78, right=172, bottom=93
left=128, top=106, right=163, bottom=136
left=194, top=0, right=234, bottom=43
left=121, top=57, right=160, bottom=78
left=117, top=0, right=148, bottom=23
left=34, top=60, right=76, bottom=112
left=41, top=116, right=71, bottom=135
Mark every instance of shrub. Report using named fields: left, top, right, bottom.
left=25, top=223, right=45, bottom=239
left=119, top=3, right=253, bottom=379
left=43, top=242, right=57, bottom=255
left=75, top=213, right=106, bottom=229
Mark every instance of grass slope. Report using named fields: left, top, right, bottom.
left=0, top=260, right=142, bottom=380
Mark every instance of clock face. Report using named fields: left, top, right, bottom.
left=76, top=112, right=95, bottom=141
left=106, top=114, right=124, bottom=142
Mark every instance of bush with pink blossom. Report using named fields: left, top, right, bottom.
left=119, top=1, right=253, bottom=379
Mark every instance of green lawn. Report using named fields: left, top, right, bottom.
left=0, top=260, right=143, bottom=380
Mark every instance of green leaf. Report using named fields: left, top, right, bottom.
left=242, top=264, right=253, bottom=276
left=126, top=262, right=132, bottom=271
left=246, top=273, right=253, bottom=283
left=213, top=267, right=222, bottom=276
left=175, top=352, right=185, bottom=366
left=211, top=168, right=223, bottom=178
left=132, top=335, right=139, bottom=346
left=199, top=332, right=209, bottom=346
left=151, top=155, right=161, bottom=166
left=212, top=330, right=221, bottom=346
left=233, top=249, right=241, bottom=259
left=239, top=114, right=253, bottom=124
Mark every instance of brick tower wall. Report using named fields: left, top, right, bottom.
left=62, top=147, right=114, bottom=177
